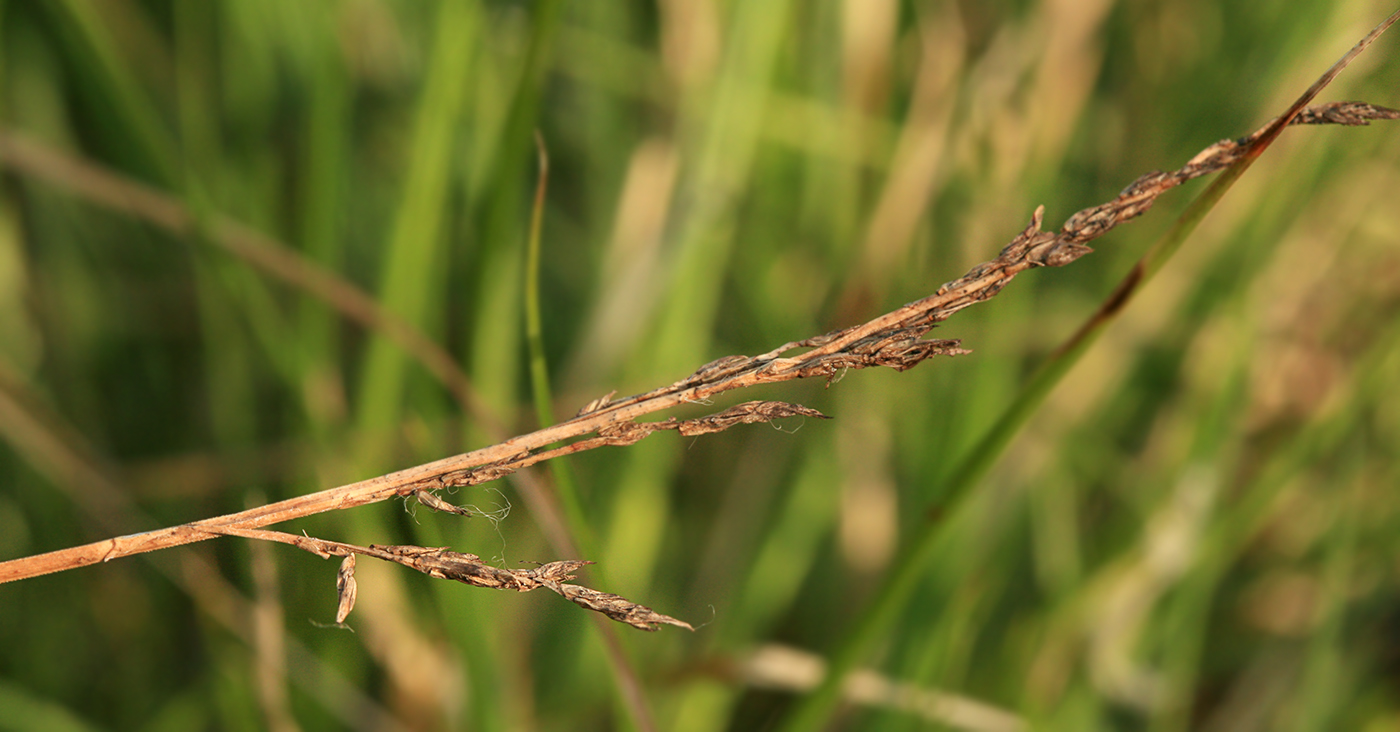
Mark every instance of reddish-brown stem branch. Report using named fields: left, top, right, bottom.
left=0, top=101, right=1395, bottom=593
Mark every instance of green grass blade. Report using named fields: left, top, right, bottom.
left=45, top=0, right=176, bottom=186
left=496, top=8, right=660, bottom=732
left=1287, top=455, right=1362, bottom=732
left=523, top=133, right=595, bottom=556
left=525, top=133, right=555, bottom=435
left=352, top=2, right=477, bottom=453
left=775, top=79, right=1308, bottom=732
left=0, top=681, right=102, bottom=732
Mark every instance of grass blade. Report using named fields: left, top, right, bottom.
left=776, top=12, right=1400, bottom=729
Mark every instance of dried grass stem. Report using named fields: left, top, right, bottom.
left=0, top=101, right=1394, bottom=630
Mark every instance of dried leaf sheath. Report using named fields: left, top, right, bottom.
left=334, top=555, right=357, bottom=625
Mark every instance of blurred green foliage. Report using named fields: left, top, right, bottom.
left=2, top=1, right=1399, bottom=730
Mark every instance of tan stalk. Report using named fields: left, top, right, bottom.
left=0, top=102, right=1394, bottom=630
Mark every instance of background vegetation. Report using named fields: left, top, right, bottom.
left=2, top=1, right=1399, bottom=730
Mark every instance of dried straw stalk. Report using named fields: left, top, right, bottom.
left=0, top=101, right=1395, bottom=630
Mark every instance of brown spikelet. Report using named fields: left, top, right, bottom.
left=334, top=554, right=357, bottom=624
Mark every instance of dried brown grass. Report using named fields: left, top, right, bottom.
left=0, top=99, right=1395, bottom=632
